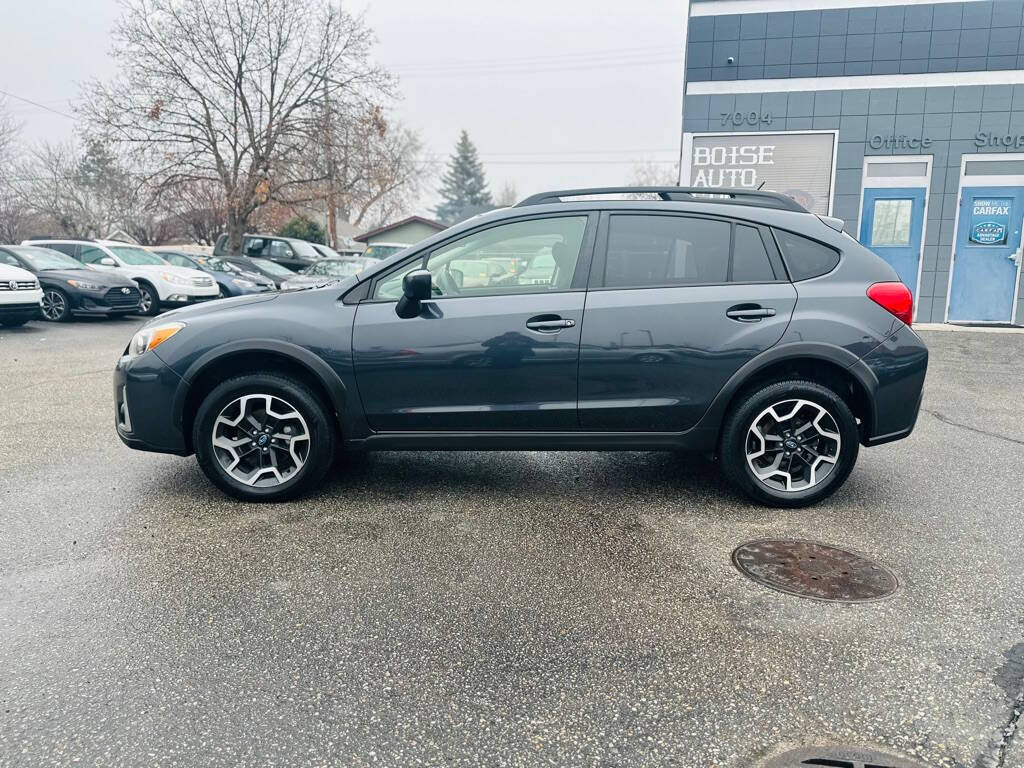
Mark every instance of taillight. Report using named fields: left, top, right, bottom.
left=867, top=282, right=913, bottom=326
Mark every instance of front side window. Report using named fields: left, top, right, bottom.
left=604, top=215, right=730, bottom=288
left=373, top=216, right=588, bottom=300
left=108, top=246, right=167, bottom=266
left=269, top=240, right=294, bottom=259
left=80, top=245, right=112, bottom=265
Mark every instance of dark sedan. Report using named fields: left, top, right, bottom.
left=154, top=250, right=275, bottom=297
left=216, top=255, right=297, bottom=289
left=0, top=245, right=141, bottom=321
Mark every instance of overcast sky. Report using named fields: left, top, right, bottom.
left=0, top=0, right=685, bottom=215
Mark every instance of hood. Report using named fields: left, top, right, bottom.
left=0, top=263, right=37, bottom=281
left=155, top=292, right=278, bottom=322
left=40, top=269, right=137, bottom=287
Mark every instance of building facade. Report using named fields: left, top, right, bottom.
left=680, top=0, right=1024, bottom=324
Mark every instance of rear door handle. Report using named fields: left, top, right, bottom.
left=726, top=305, right=776, bottom=322
left=526, top=315, right=576, bottom=332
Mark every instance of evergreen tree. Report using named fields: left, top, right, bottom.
left=435, top=130, right=493, bottom=224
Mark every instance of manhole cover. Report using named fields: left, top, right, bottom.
left=761, top=745, right=928, bottom=767
left=732, top=539, right=898, bottom=602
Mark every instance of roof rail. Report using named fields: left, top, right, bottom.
left=516, top=186, right=808, bottom=213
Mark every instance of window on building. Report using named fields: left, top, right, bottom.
left=870, top=199, right=914, bottom=247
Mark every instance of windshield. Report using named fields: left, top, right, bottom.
left=250, top=257, right=296, bottom=277
left=290, top=240, right=320, bottom=258
left=305, top=259, right=367, bottom=277
left=198, top=257, right=236, bottom=273
left=313, top=244, right=341, bottom=259
left=10, top=246, right=86, bottom=271
left=109, top=246, right=167, bottom=266
left=363, top=244, right=406, bottom=260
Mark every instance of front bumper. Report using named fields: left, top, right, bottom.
left=114, top=353, right=190, bottom=455
left=857, top=324, right=929, bottom=446
left=0, top=301, right=42, bottom=321
left=73, top=288, right=142, bottom=315
left=160, top=293, right=218, bottom=309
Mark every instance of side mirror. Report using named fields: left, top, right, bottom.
left=99, top=257, right=116, bottom=267
left=395, top=269, right=431, bottom=319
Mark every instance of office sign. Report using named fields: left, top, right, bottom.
left=968, top=197, right=1011, bottom=245
left=685, top=132, right=836, bottom=215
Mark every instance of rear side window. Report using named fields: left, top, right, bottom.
left=732, top=225, right=776, bottom=282
left=774, top=229, right=840, bottom=280
left=605, top=215, right=730, bottom=288
left=43, top=243, right=78, bottom=258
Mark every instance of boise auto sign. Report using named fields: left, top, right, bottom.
left=686, top=132, right=836, bottom=215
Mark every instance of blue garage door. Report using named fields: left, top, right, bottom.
left=948, top=187, right=1024, bottom=324
left=860, top=187, right=926, bottom=312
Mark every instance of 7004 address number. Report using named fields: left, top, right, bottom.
left=720, top=112, right=773, bottom=127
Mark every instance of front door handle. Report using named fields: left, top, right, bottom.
left=726, top=304, right=776, bottom=322
left=526, top=315, right=576, bottom=332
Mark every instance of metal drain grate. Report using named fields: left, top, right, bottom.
left=761, top=745, right=929, bottom=768
left=732, top=539, right=899, bottom=602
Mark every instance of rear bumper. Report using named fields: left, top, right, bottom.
left=856, top=324, right=929, bottom=446
left=114, top=353, right=190, bottom=455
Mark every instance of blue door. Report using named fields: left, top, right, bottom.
left=948, top=186, right=1024, bottom=323
left=860, top=187, right=926, bottom=311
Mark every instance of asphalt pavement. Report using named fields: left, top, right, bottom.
left=1, top=318, right=1023, bottom=768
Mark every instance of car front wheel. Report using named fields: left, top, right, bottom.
left=193, top=372, right=336, bottom=502
left=719, top=379, right=859, bottom=508
left=41, top=288, right=71, bottom=322
left=137, top=284, right=160, bottom=316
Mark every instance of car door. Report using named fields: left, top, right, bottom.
left=578, top=212, right=797, bottom=431
left=352, top=213, right=596, bottom=431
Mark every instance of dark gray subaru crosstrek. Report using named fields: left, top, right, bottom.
left=114, top=187, right=927, bottom=507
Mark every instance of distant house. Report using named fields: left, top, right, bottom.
left=355, top=216, right=445, bottom=248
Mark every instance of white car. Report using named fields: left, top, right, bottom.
left=0, top=262, right=43, bottom=327
left=23, top=239, right=219, bottom=316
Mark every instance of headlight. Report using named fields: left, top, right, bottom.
left=66, top=279, right=105, bottom=291
left=161, top=272, right=191, bottom=286
left=231, top=278, right=256, bottom=288
left=128, top=322, right=185, bottom=358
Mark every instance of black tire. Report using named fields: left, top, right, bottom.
left=40, top=288, right=72, bottom=322
left=218, top=284, right=230, bottom=298
left=193, top=372, right=336, bottom=502
left=719, top=379, right=859, bottom=508
left=136, top=282, right=160, bottom=316
left=1, top=317, right=30, bottom=327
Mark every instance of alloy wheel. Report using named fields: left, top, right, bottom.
left=745, top=399, right=841, bottom=492
left=138, top=288, right=153, bottom=314
left=211, top=393, right=311, bottom=487
left=41, top=290, right=67, bottom=321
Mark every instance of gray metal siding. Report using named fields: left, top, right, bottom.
left=686, top=1, right=1024, bottom=82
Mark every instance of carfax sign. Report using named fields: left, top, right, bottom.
left=968, top=198, right=1011, bottom=246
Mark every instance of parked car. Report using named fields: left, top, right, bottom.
left=279, top=257, right=375, bottom=291
left=213, top=233, right=324, bottom=271
left=114, top=186, right=928, bottom=507
left=0, top=261, right=42, bottom=327
left=0, top=245, right=141, bottom=321
left=362, top=242, right=408, bottom=261
left=216, top=255, right=297, bottom=289
left=153, top=249, right=275, bottom=297
left=24, top=239, right=219, bottom=316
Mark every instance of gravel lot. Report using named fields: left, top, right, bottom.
left=1, top=318, right=1023, bottom=768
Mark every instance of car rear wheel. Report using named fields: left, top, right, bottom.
left=137, top=283, right=160, bottom=316
left=193, top=372, right=336, bottom=502
left=719, top=379, right=859, bottom=508
left=40, top=288, right=71, bottom=322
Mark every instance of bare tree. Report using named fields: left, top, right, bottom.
left=83, top=0, right=391, bottom=254
left=629, top=160, right=680, bottom=187
left=0, top=98, right=32, bottom=242
left=495, top=180, right=518, bottom=207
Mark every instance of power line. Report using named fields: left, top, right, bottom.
left=0, top=88, right=76, bottom=120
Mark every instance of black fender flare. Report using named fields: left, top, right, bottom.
left=171, top=338, right=352, bottom=435
left=689, top=341, right=880, bottom=450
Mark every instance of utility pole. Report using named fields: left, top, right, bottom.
left=323, top=79, right=337, bottom=249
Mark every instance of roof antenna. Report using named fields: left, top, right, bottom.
left=757, top=180, right=766, bottom=190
